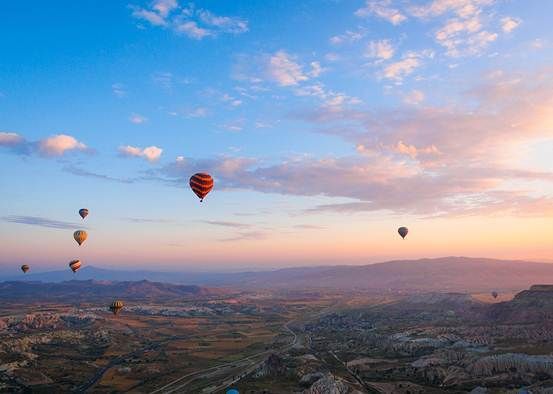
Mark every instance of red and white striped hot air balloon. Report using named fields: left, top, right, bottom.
left=69, top=259, right=82, bottom=273
left=189, top=173, right=214, bottom=202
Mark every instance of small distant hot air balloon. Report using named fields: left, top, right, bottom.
left=73, top=230, right=88, bottom=246
left=398, top=227, right=408, bottom=239
left=79, top=208, right=89, bottom=220
left=21, top=265, right=30, bottom=274
left=69, top=259, right=82, bottom=273
left=110, top=300, right=124, bottom=316
left=492, top=291, right=498, bottom=299
left=189, top=173, right=214, bottom=202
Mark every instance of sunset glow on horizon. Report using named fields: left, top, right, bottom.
left=1, top=1, right=552, bottom=272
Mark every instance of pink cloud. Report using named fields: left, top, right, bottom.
left=38, top=134, right=87, bottom=156
left=119, top=145, right=163, bottom=163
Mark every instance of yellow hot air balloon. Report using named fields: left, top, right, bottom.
left=73, top=230, right=88, bottom=246
left=69, top=259, right=82, bottom=273
left=110, top=300, right=124, bottom=316
left=21, top=264, right=30, bottom=273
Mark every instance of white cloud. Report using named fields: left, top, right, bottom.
left=410, top=0, right=493, bottom=19
left=382, top=51, right=424, bottom=81
left=308, top=61, right=325, bottom=78
left=119, top=145, right=163, bottom=162
left=38, top=134, right=87, bottom=156
left=152, top=0, right=178, bottom=18
left=197, top=10, right=248, bottom=34
left=294, top=83, right=361, bottom=110
left=501, top=17, right=521, bottom=33
left=329, top=30, right=365, bottom=45
left=129, top=113, right=147, bottom=124
left=131, top=8, right=167, bottom=26
left=355, top=0, right=407, bottom=25
left=409, top=0, right=501, bottom=57
left=175, top=20, right=212, bottom=39
left=131, top=1, right=248, bottom=40
left=131, top=0, right=177, bottom=26
left=365, top=40, right=395, bottom=60
left=267, top=51, right=309, bottom=86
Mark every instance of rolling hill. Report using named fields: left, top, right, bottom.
left=3, top=257, right=553, bottom=293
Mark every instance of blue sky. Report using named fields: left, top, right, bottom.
left=1, top=0, right=552, bottom=272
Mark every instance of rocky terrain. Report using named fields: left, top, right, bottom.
left=296, top=285, right=553, bottom=393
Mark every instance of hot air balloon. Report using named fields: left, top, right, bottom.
left=398, top=227, right=408, bottom=239
left=73, top=230, right=88, bottom=246
left=492, top=291, right=498, bottom=299
left=189, top=173, right=214, bottom=202
left=226, top=390, right=239, bottom=394
left=79, top=208, right=89, bottom=220
left=21, top=265, right=30, bottom=273
left=69, top=259, right=82, bottom=273
left=109, top=300, right=124, bottom=316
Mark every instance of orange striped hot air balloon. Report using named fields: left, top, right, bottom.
left=73, top=230, right=87, bottom=246
left=110, top=300, right=124, bottom=316
left=189, top=173, right=214, bottom=202
left=69, top=259, right=82, bottom=273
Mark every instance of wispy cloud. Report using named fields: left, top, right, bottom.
left=218, top=230, right=267, bottom=242
left=267, top=51, right=309, bottom=87
left=63, top=165, right=135, bottom=184
left=139, top=69, right=552, bottom=218
left=201, top=220, right=251, bottom=229
left=381, top=51, right=430, bottom=81
left=402, top=89, right=425, bottom=105
left=329, top=29, right=366, bottom=45
left=131, top=1, right=248, bottom=40
left=355, top=0, right=407, bottom=25
left=112, top=83, right=126, bottom=97
left=3, top=215, right=86, bottom=230
left=122, top=217, right=173, bottom=224
left=365, top=39, right=395, bottom=61
left=129, top=113, right=147, bottom=124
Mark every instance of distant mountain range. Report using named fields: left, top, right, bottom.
left=2, top=257, right=553, bottom=293
left=0, top=279, right=224, bottom=302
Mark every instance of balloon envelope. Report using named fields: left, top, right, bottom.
left=69, top=260, right=82, bottom=273
left=110, top=300, right=124, bottom=315
left=79, top=208, right=89, bottom=219
left=73, top=230, right=88, bottom=246
left=21, top=265, right=30, bottom=273
left=189, top=173, right=214, bottom=201
left=492, top=291, right=498, bottom=299
left=398, top=227, right=408, bottom=239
